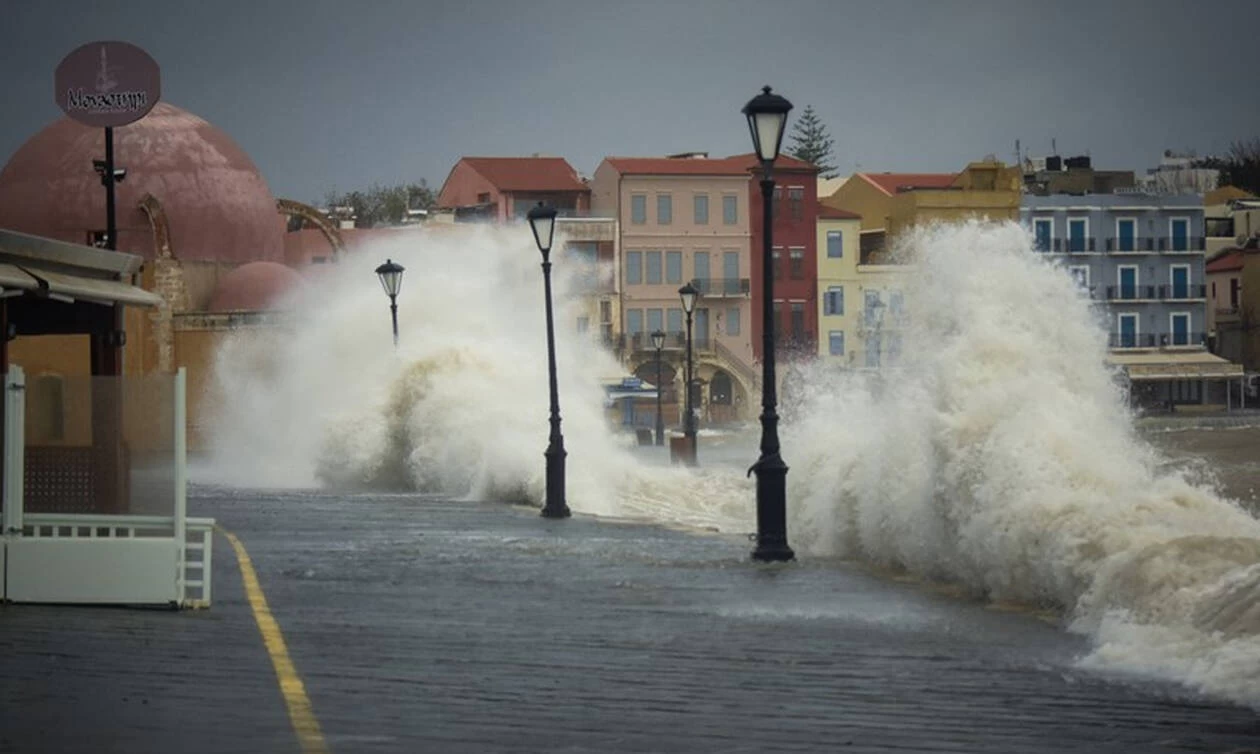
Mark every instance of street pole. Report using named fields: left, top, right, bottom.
left=540, top=249, right=570, bottom=518
left=389, top=295, right=399, bottom=347
left=654, top=341, right=665, bottom=446
left=104, top=126, right=116, bottom=250
left=742, top=85, right=795, bottom=563
left=684, top=308, right=696, bottom=465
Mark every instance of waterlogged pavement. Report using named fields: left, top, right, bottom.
left=2, top=488, right=1258, bottom=754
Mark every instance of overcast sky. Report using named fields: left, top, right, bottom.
left=3, top=0, right=1257, bottom=203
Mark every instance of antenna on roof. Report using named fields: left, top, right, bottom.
left=1051, top=138, right=1058, bottom=156
left=1014, top=139, right=1020, bottom=167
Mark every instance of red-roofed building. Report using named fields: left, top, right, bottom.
left=437, top=156, right=590, bottom=223
left=591, top=154, right=760, bottom=426
left=1208, top=248, right=1246, bottom=359
left=727, top=153, right=822, bottom=361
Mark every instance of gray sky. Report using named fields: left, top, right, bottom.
left=3, top=0, right=1257, bottom=203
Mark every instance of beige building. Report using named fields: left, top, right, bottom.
left=590, top=155, right=758, bottom=423
left=815, top=204, right=910, bottom=369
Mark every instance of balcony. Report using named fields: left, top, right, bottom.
left=1157, top=236, right=1205, bottom=252
left=1158, top=284, right=1206, bottom=301
left=1108, top=332, right=1205, bottom=349
left=693, top=277, right=750, bottom=297
left=1104, top=237, right=1156, bottom=253
left=1104, top=285, right=1157, bottom=301
left=620, top=332, right=714, bottom=353
left=1052, top=238, right=1096, bottom=253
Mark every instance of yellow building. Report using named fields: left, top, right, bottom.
left=821, top=160, right=1022, bottom=255
left=815, top=205, right=911, bottom=369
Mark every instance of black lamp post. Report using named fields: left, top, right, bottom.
left=743, top=85, right=795, bottom=562
left=651, top=329, right=666, bottom=446
left=375, top=259, right=405, bottom=346
left=528, top=202, right=571, bottom=519
left=678, top=282, right=699, bottom=466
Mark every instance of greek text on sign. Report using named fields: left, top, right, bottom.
left=55, top=41, right=161, bottom=128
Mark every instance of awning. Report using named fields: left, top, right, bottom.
left=0, top=263, right=39, bottom=293
left=1107, top=351, right=1244, bottom=381
left=21, top=267, right=162, bottom=308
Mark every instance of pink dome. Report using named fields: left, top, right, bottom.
left=0, top=102, right=284, bottom=263
left=208, top=262, right=303, bottom=312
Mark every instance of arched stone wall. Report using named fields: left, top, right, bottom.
left=138, top=193, right=190, bottom=372
left=277, top=198, right=344, bottom=261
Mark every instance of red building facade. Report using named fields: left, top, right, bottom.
left=436, top=157, right=589, bottom=223
left=734, top=154, right=820, bottom=361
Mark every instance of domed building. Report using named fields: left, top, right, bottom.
left=0, top=102, right=326, bottom=445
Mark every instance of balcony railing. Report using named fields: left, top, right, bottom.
left=1052, top=238, right=1096, bottom=253
left=1158, top=284, right=1206, bottom=300
left=1105, top=285, right=1157, bottom=301
left=619, top=332, right=714, bottom=353
left=1157, top=236, right=1205, bottom=252
left=1109, top=332, right=1205, bottom=349
left=1104, top=237, right=1156, bottom=252
left=693, top=277, right=751, bottom=297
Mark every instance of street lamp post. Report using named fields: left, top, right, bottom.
left=678, top=282, right=699, bottom=466
left=651, top=329, right=666, bottom=446
left=743, top=85, right=795, bottom=562
left=375, top=259, right=405, bottom=346
left=528, top=202, right=571, bottom=519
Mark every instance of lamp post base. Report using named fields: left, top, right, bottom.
left=541, top=444, right=570, bottom=519
left=750, top=450, right=794, bottom=562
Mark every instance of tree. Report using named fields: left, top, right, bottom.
left=320, top=179, right=437, bottom=228
left=786, top=104, right=838, bottom=178
left=1195, top=138, right=1260, bottom=196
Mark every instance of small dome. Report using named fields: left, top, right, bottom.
left=208, top=262, right=303, bottom=312
left=0, top=102, right=284, bottom=264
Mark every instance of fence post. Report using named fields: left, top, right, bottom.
left=3, top=366, right=25, bottom=536
left=174, top=368, right=187, bottom=604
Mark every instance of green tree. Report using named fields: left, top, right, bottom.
left=1195, top=138, right=1260, bottom=196
left=321, top=179, right=437, bottom=228
left=786, top=104, right=838, bottom=178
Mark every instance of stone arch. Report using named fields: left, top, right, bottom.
left=138, top=193, right=190, bottom=372
left=710, top=370, right=733, bottom=405
left=277, top=197, right=344, bottom=261
left=633, top=359, right=678, bottom=403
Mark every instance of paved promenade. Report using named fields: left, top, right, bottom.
left=2, top=487, right=1258, bottom=753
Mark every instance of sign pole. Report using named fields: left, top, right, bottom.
left=104, top=125, right=116, bottom=250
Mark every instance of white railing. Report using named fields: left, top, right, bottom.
left=20, top=513, right=216, bottom=608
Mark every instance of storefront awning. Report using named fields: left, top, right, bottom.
left=1107, top=351, right=1244, bottom=381
left=20, top=267, right=162, bottom=308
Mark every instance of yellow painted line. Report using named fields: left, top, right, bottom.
left=218, top=525, right=329, bottom=754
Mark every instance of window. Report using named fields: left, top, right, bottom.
left=771, top=248, right=782, bottom=281
left=723, top=195, right=738, bottom=225
left=888, top=290, right=904, bottom=320
left=1170, top=264, right=1190, bottom=299
left=772, top=186, right=782, bottom=219
left=657, top=194, right=672, bottom=225
left=576, top=317, right=589, bottom=334
left=827, top=230, right=843, bottom=258
left=789, top=247, right=804, bottom=279
left=694, top=194, right=709, bottom=225
left=1118, top=265, right=1138, bottom=300
left=788, top=187, right=804, bottom=220
left=829, top=330, right=845, bottom=356
left=87, top=230, right=109, bottom=248
left=865, top=335, right=881, bottom=368
left=790, top=303, right=805, bottom=340
left=824, top=286, right=844, bottom=316
left=626, top=251, right=642, bottom=284
left=1033, top=218, right=1052, bottom=252
left=1117, top=312, right=1138, bottom=348
left=645, top=251, right=662, bottom=284
left=1170, top=312, right=1191, bottom=346
left=1169, top=217, right=1190, bottom=251
left=1068, top=265, right=1090, bottom=289
left=726, top=306, right=740, bottom=336
left=667, top=308, right=683, bottom=334
left=631, top=194, right=646, bottom=224
left=626, top=309, right=643, bottom=334
left=1116, top=217, right=1136, bottom=252
left=886, top=333, right=903, bottom=365
left=646, top=308, right=663, bottom=334
left=723, top=251, right=739, bottom=293
left=666, top=251, right=682, bottom=284
left=1231, top=278, right=1240, bottom=308
left=477, top=192, right=491, bottom=204
left=1068, top=217, right=1088, bottom=252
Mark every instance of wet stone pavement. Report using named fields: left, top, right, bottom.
left=1, top=487, right=1258, bottom=753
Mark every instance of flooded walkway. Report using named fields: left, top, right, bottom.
left=2, top=488, right=1258, bottom=753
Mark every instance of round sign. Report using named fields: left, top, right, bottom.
left=55, top=41, right=160, bottom=128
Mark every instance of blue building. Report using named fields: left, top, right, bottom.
left=1022, top=191, right=1242, bottom=409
